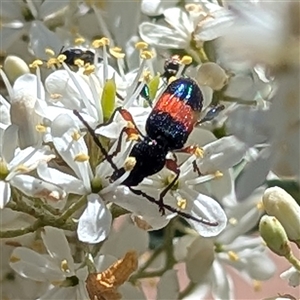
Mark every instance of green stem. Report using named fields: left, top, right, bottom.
left=0, top=219, right=43, bottom=238
left=57, top=195, right=87, bottom=223
left=285, top=251, right=300, bottom=272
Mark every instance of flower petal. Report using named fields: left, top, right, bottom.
left=0, top=181, right=11, bottom=209
left=77, top=194, right=112, bottom=244
left=157, top=270, right=179, bottom=300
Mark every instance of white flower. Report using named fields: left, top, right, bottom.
left=280, top=266, right=300, bottom=287
left=139, top=3, right=233, bottom=61
left=173, top=189, right=275, bottom=299
left=9, top=226, right=90, bottom=299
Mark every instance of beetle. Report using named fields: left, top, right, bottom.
left=74, top=77, right=218, bottom=225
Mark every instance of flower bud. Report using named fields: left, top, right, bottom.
left=263, top=187, right=300, bottom=245
left=4, top=55, right=30, bottom=83
left=259, top=215, right=291, bottom=257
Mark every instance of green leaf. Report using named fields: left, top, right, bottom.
left=148, top=75, right=160, bottom=101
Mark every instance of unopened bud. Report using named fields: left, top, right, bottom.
left=4, top=55, right=30, bottom=83
left=263, top=187, right=300, bottom=245
left=259, top=215, right=291, bottom=257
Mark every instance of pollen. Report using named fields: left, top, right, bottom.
left=168, top=76, right=177, bottom=84
left=128, top=133, right=139, bottom=141
left=35, top=124, right=47, bottom=133
left=109, top=47, right=125, bottom=59
left=124, top=157, right=136, bottom=171
left=135, top=41, right=148, bottom=50
left=74, top=153, right=90, bottom=162
left=85, top=251, right=138, bottom=300
left=214, top=171, right=223, bottom=178
left=227, top=251, right=239, bottom=261
left=185, top=3, right=203, bottom=13
left=29, top=59, right=43, bottom=69
left=92, top=37, right=110, bottom=48
left=252, top=280, right=262, bottom=292
left=9, top=255, right=20, bottom=263
left=180, top=55, right=193, bottom=65
left=143, top=70, right=152, bottom=82
left=177, top=198, right=187, bottom=210
left=60, top=259, right=71, bottom=273
left=74, top=37, right=85, bottom=45
left=45, top=48, right=55, bottom=56
left=140, top=50, right=153, bottom=60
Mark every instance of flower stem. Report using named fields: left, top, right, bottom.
left=285, top=251, right=300, bottom=272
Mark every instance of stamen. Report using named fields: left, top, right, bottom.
left=45, top=48, right=55, bottom=56
left=29, top=59, right=43, bottom=69
left=109, top=47, right=125, bottom=59
left=83, top=64, right=95, bottom=75
left=177, top=198, right=187, bottom=210
left=60, top=259, right=71, bottom=273
left=35, top=124, right=47, bottom=133
left=74, top=58, right=85, bottom=67
left=227, top=251, right=239, bottom=261
left=124, top=157, right=136, bottom=171
left=74, top=37, right=85, bottom=45
left=92, top=37, right=110, bottom=48
left=135, top=41, right=148, bottom=50
left=50, top=93, right=62, bottom=100
left=47, top=57, right=60, bottom=68
left=140, top=50, right=153, bottom=60
left=71, top=130, right=81, bottom=141
left=57, top=54, right=67, bottom=63
left=214, top=171, right=223, bottom=178
left=74, top=153, right=90, bottom=162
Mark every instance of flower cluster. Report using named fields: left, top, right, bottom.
left=1, top=0, right=299, bottom=299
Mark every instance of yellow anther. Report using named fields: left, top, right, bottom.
left=140, top=50, right=153, bottom=60
left=29, top=59, right=43, bottom=68
left=45, top=48, right=55, bottom=56
left=74, top=58, right=85, bottom=67
left=57, top=54, right=67, bottom=63
left=214, top=171, right=223, bottom=178
left=127, top=121, right=135, bottom=129
left=9, top=256, right=20, bottom=263
left=180, top=55, right=193, bottom=65
left=135, top=41, right=148, bottom=50
left=74, top=153, right=90, bottom=162
left=256, top=201, right=264, bottom=211
left=229, top=217, right=238, bottom=225
left=50, top=93, right=62, bottom=100
left=177, top=198, right=187, bottom=210
left=74, top=37, right=85, bottom=45
left=15, top=165, right=30, bottom=173
left=124, top=157, right=136, bottom=171
left=252, top=280, right=262, bottom=292
left=194, top=147, right=204, bottom=158
left=35, top=124, right=47, bottom=133
left=109, top=47, right=125, bottom=59
left=83, top=64, right=95, bottom=75
left=47, top=57, right=59, bottom=68
left=227, top=251, right=239, bottom=261
left=60, top=259, right=71, bottom=273
left=92, top=37, right=110, bottom=48
left=143, top=70, right=152, bottom=82
left=71, top=130, right=81, bottom=141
